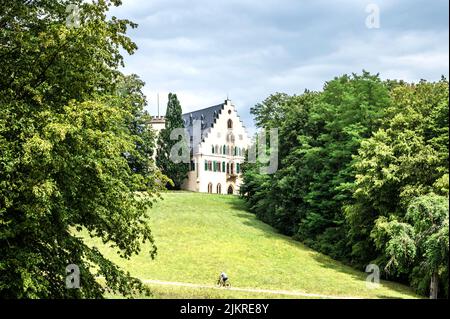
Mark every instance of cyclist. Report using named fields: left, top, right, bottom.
left=218, top=271, right=229, bottom=286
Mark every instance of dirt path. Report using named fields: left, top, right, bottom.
left=142, top=279, right=362, bottom=299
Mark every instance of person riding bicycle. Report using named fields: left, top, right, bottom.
left=218, top=271, right=228, bottom=286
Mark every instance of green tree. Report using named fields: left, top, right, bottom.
left=243, top=72, right=390, bottom=260
left=345, top=79, right=449, bottom=275
left=241, top=73, right=448, bottom=297
left=371, top=194, right=449, bottom=298
left=250, top=92, right=291, bottom=129
left=0, top=0, right=166, bottom=298
left=114, top=74, right=160, bottom=177
left=156, top=93, right=189, bottom=189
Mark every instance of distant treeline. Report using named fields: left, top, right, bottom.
left=241, top=72, right=449, bottom=298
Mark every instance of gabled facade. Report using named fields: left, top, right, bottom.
left=150, top=99, right=250, bottom=194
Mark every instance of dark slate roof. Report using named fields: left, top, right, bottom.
left=182, top=103, right=225, bottom=143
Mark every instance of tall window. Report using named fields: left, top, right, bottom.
left=227, top=119, right=233, bottom=129
left=217, top=183, right=222, bottom=194
left=222, top=161, right=225, bottom=172
left=215, top=145, right=219, bottom=154
left=208, top=183, right=213, bottom=193
left=236, top=163, right=240, bottom=174
left=211, top=145, right=214, bottom=154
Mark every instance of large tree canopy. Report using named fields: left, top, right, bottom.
left=371, top=194, right=449, bottom=298
left=241, top=73, right=449, bottom=297
left=0, top=0, right=167, bottom=298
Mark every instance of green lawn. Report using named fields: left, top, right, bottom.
left=81, top=191, right=420, bottom=299
left=104, top=284, right=317, bottom=299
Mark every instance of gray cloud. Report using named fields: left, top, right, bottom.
left=109, top=0, right=449, bottom=131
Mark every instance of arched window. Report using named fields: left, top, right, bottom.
left=226, top=163, right=230, bottom=174
left=227, top=119, right=233, bottom=129
left=230, top=163, right=234, bottom=174
left=211, top=145, right=214, bottom=154
left=236, top=163, right=240, bottom=174
left=227, top=185, right=234, bottom=195
left=226, top=132, right=235, bottom=143
left=215, top=145, right=219, bottom=154
left=208, top=183, right=213, bottom=193
left=217, top=183, right=222, bottom=194
left=223, top=145, right=226, bottom=154
left=226, top=145, right=230, bottom=155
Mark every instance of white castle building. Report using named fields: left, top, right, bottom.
left=150, top=99, right=250, bottom=195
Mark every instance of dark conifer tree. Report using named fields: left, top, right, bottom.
left=156, top=93, right=189, bottom=189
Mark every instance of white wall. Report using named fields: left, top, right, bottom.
left=191, top=99, right=250, bottom=195
left=151, top=100, right=250, bottom=195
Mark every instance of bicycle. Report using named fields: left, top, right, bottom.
left=216, top=277, right=231, bottom=288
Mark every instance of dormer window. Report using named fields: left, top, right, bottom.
left=227, top=119, right=233, bottom=129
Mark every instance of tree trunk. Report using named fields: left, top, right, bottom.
left=429, top=272, right=439, bottom=299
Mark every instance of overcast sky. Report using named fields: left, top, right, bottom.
left=109, top=0, right=449, bottom=132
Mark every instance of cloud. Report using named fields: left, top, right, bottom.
left=108, top=0, right=449, bottom=130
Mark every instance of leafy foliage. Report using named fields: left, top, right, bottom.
left=371, top=194, right=449, bottom=297
left=241, top=72, right=449, bottom=297
left=0, top=0, right=167, bottom=298
left=156, top=93, right=189, bottom=189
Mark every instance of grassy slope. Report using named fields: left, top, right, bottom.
left=82, top=192, right=420, bottom=299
